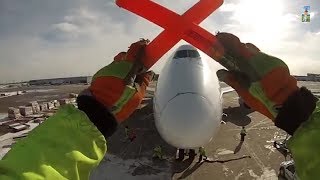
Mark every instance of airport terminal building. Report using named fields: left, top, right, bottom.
left=29, top=76, right=92, bottom=86
left=294, top=73, right=320, bottom=81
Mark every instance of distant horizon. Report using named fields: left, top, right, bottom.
left=0, top=76, right=91, bottom=84
left=0, top=72, right=319, bottom=85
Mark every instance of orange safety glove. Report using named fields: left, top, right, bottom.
left=213, top=32, right=320, bottom=180
left=215, top=32, right=298, bottom=120
left=77, top=39, right=154, bottom=137
left=214, top=32, right=318, bottom=135
left=110, top=70, right=154, bottom=122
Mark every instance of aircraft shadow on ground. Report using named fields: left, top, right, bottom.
left=171, top=156, right=195, bottom=174
left=106, top=97, right=254, bottom=177
left=106, top=96, right=176, bottom=160
left=222, top=106, right=253, bottom=126
left=107, top=96, right=201, bottom=177
left=177, top=161, right=204, bottom=179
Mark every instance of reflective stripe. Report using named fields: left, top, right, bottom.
left=111, top=85, right=137, bottom=114
left=199, top=148, right=206, bottom=156
left=92, top=61, right=133, bottom=81
left=248, top=52, right=288, bottom=79
left=249, top=82, right=277, bottom=117
left=92, top=60, right=138, bottom=115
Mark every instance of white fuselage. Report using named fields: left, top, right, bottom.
left=153, top=45, right=222, bottom=149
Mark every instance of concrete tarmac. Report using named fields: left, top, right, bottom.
left=0, top=81, right=319, bottom=179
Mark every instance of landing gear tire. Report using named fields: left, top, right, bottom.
left=188, top=149, right=196, bottom=159
left=177, top=149, right=185, bottom=161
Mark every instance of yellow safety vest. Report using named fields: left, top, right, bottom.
left=199, top=147, right=206, bottom=156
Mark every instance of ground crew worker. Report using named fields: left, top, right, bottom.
left=128, top=128, right=137, bottom=142
left=125, top=125, right=129, bottom=139
left=240, top=126, right=247, bottom=141
left=153, top=145, right=164, bottom=160
left=215, top=32, right=319, bottom=180
left=198, top=147, right=207, bottom=162
left=124, top=125, right=136, bottom=142
left=0, top=34, right=318, bottom=180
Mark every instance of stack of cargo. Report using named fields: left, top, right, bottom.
left=59, top=99, right=71, bottom=105
left=47, top=102, right=55, bottom=110
left=19, top=106, right=33, bottom=116
left=53, top=100, right=60, bottom=108
left=4, top=92, right=81, bottom=123
left=8, top=107, right=21, bottom=119
left=28, top=101, right=40, bottom=114
left=34, top=118, right=45, bottom=123
left=70, top=98, right=77, bottom=105
left=40, top=103, right=48, bottom=111
left=69, top=93, right=78, bottom=98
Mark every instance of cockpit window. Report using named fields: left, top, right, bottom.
left=188, top=50, right=200, bottom=58
left=173, top=50, right=188, bottom=59
left=173, top=50, right=200, bottom=59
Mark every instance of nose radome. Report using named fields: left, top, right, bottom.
left=155, top=93, right=220, bottom=149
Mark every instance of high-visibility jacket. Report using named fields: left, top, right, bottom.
left=90, top=60, right=148, bottom=122
left=0, top=102, right=320, bottom=179
left=153, top=146, right=162, bottom=153
left=153, top=146, right=163, bottom=158
left=287, top=100, right=320, bottom=179
left=240, top=129, right=247, bottom=135
left=199, top=147, right=206, bottom=156
left=0, top=105, right=106, bottom=180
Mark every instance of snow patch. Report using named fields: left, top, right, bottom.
left=248, top=168, right=277, bottom=180
left=264, top=145, right=276, bottom=153
left=0, top=113, right=7, bottom=121
left=216, top=148, right=234, bottom=155
left=235, top=172, right=244, bottom=180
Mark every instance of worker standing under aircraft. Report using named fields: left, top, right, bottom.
left=198, top=147, right=207, bottom=162
left=125, top=125, right=129, bottom=139
left=240, top=126, right=247, bottom=141
left=128, top=127, right=137, bottom=142
left=124, top=125, right=137, bottom=142
left=0, top=33, right=319, bottom=180
left=153, top=145, right=164, bottom=160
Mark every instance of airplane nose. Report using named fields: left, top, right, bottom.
left=155, top=93, right=221, bottom=148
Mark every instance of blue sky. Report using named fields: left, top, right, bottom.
left=0, top=0, right=320, bottom=82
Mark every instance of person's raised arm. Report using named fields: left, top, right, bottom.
left=214, top=32, right=319, bottom=180
left=0, top=39, right=154, bottom=180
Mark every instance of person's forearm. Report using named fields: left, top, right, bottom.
left=288, top=100, right=320, bottom=179
left=0, top=105, right=107, bottom=180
